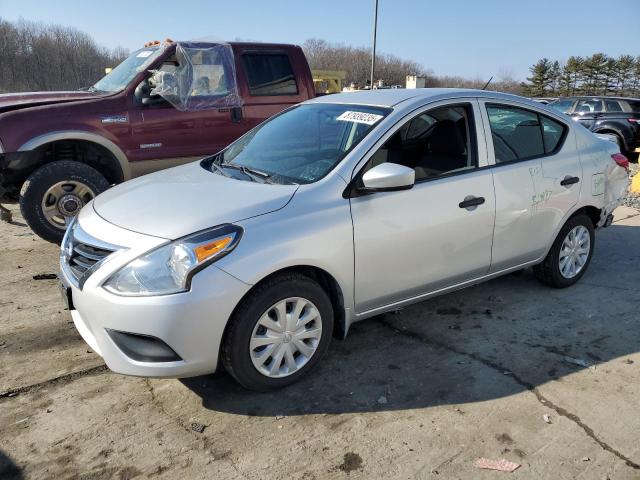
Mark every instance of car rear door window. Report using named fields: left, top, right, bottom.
left=605, top=100, right=623, bottom=112
left=486, top=106, right=544, bottom=162
left=540, top=115, right=566, bottom=153
left=242, top=53, right=298, bottom=96
left=486, top=105, right=568, bottom=163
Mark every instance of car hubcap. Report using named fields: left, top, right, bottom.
left=41, top=181, right=95, bottom=229
left=249, top=297, right=322, bottom=378
left=559, top=225, right=590, bottom=279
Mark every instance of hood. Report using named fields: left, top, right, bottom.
left=92, top=162, right=299, bottom=239
left=0, top=91, right=106, bottom=113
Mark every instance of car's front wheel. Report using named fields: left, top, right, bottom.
left=533, top=214, right=595, bottom=288
left=221, top=273, right=334, bottom=391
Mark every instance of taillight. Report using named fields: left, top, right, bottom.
left=628, top=118, right=640, bottom=124
left=612, top=153, right=629, bottom=171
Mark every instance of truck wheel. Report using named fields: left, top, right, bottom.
left=533, top=214, right=595, bottom=288
left=221, top=273, right=334, bottom=391
left=20, top=161, right=109, bottom=244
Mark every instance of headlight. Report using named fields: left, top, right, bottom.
left=103, top=224, right=242, bottom=296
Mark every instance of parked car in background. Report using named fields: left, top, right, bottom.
left=59, top=89, right=630, bottom=391
left=548, top=96, right=640, bottom=156
left=531, top=97, right=557, bottom=105
left=0, top=41, right=315, bottom=243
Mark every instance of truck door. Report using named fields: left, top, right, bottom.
left=128, top=48, right=246, bottom=175
left=234, top=47, right=314, bottom=130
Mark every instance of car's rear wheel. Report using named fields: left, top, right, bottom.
left=20, top=161, right=109, bottom=244
left=221, top=273, right=333, bottom=391
left=533, top=214, right=595, bottom=288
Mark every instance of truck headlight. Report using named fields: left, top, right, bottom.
left=103, top=224, right=242, bottom=296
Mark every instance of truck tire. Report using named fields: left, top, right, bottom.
left=20, top=161, right=110, bottom=244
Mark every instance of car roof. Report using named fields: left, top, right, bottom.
left=306, top=88, right=541, bottom=108
left=556, top=96, right=640, bottom=102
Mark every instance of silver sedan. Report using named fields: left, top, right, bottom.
left=59, top=89, right=630, bottom=390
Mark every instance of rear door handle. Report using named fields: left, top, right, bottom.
left=560, top=176, right=580, bottom=186
left=459, top=196, right=485, bottom=209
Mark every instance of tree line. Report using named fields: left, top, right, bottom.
left=2, top=17, right=638, bottom=101
left=0, top=17, right=128, bottom=93
left=303, top=38, right=523, bottom=93
left=522, top=54, right=640, bottom=98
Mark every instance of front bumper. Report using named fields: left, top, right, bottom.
left=60, top=208, right=252, bottom=378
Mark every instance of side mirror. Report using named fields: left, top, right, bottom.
left=361, top=163, right=415, bottom=192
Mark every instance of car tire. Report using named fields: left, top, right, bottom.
left=221, top=272, right=334, bottom=391
left=20, top=161, right=110, bottom=244
left=533, top=214, right=595, bottom=288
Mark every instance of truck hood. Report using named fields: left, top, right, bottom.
left=92, top=161, right=298, bottom=239
left=0, top=91, right=106, bottom=113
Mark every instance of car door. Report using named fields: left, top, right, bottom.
left=350, top=100, right=495, bottom=314
left=480, top=101, right=579, bottom=272
left=572, top=99, right=603, bottom=131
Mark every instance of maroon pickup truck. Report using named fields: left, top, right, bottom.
left=0, top=41, right=315, bottom=242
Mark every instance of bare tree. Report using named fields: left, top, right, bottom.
left=0, top=17, right=128, bottom=93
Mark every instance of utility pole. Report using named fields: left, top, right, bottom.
left=370, top=0, right=379, bottom=89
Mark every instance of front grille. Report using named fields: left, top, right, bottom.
left=61, top=221, right=120, bottom=288
left=68, top=242, right=114, bottom=282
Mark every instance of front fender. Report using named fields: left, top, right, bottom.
left=17, top=130, right=131, bottom=180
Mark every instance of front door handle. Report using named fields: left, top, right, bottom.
left=230, top=107, right=243, bottom=123
left=459, top=196, right=485, bottom=209
left=560, top=176, right=580, bottom=186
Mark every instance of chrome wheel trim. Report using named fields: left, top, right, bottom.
left=41, top=180, right=95, bottom=229
left=559, top=225, right=590, bottom=279
left=249, top=297, right=323, bottom=378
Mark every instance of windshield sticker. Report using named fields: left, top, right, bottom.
left=336, top=111, right=383, bottom=125
left=136, top=50, right=154, bottom=58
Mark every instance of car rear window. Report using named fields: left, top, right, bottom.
left=575, top=99, right=603, bottom=113
left=242, top=53, right=298, bottom=96
left=627, top=100, right=640, bottom=112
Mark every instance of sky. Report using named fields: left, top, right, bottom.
left=1, top=0, right=639, bottom=80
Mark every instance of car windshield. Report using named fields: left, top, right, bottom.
left=548, top=99, right=573, bottom=114
left=91, top=47, right=162, bottom=93
left=207, top=103, right=390, bottom=184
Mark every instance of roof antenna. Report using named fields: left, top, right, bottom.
left=482, top=76, right=493, bottom=90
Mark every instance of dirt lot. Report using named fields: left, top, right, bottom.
left=1, top=204, right=639, bottom=480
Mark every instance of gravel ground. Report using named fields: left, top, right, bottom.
left=623, top=160, right=640, bottom=209
left=1, top=205, right=640, bottom=479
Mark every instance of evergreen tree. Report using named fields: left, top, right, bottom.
left=615, top=55, right=635, bottom=95
left=523, top=58, right=554, bottom=97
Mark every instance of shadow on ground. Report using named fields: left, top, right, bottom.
left=0, top=450, right=23, bottom=480
left=184, top=223, right=640, bottom=417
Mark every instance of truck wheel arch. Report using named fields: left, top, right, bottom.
left=19, top=131, right=131, bottom=183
